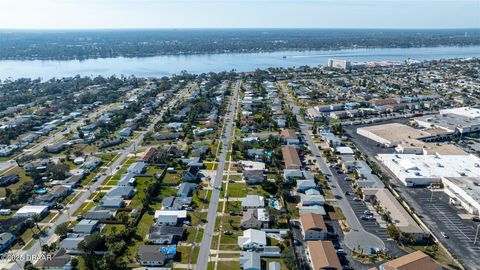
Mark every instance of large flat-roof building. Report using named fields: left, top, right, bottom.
left=357, top=123, right=434, bottom=147
left=377, top=153, right=480, bottom=187
left=415, top=107, right=480, bottom=135
left=442, top=177, right=480, bottom=216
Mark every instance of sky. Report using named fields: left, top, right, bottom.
left=0, top=0, right=479, bottom=29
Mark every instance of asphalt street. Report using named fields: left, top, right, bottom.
left=278, top=83, right=385, bottom=254
left=195, top=81, right=240, bottom=270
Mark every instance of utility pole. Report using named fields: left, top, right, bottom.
left=474, top=223, right=480, bottom=245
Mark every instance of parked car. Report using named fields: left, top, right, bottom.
left=353, top=197, right=361, bottom=201
left=441, top=231, right=449, bottom=238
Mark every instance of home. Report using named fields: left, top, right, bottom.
left=137, top=245, right=167, bottom=267
left=177, top=183, right=196, bottom=197
left=161, top=196, right=192, bottom=210
left=238, top=229, right=267, bottom=250
left=0, top=232, right=15, bottom=252
left=306, top=241, right=342, bottom=270
left=60, top=236, right=85, bottom=254
left=127, top=162, right=146, bottom=174
left=242, top=195, right=265, bottom=209
left=84, top=206, right=117, bottom=221
left=0, top=217, right=29, bottom=235
left=73, top=219, right=99, bottom=234
left=45, top=142, right=65, bottom=153
left=241, top=208, right=269, bottom=229
left=282, top=146, right=302, bottom=170
left=300, top=213, right=328, bottom=240
left=243, top=170, right=264, bottom=185
left=14, top=205, right=49, bottom=218
left=301, top=190, right=325, bottom=206
left=181, top=157, right=203, bottom=168
left=118, top=127, right=132, bottom=137
left=41, top=249, right=74, bottom=270
left=280, top=129, right=300, bottom=145
left=182, top=167, right=200, bottom=182
left=101, top=197, right=124, bottom=208
left=83, top=156, right=102, bottom=171
left=240, top=251, right=261, bottom=270
left=374, top=251, right=444, bottom=270
left=283, top=169, right=314, bottom=182
left=0, top=174, right=20, bottom=187
left=138, top=147, right=157, bottom=163
left=154, top=210, right=187, bottom=225
left=147, top=225, right=184, bottom=245
left=296, top=179, right=317, bottom=193
left=118, top=172, right=136, bottom=187
left=105, top=186, right=135, bottom=199
left=246, top=149, right=264, bottom=159
left=306, top=107, right=323, bottom=122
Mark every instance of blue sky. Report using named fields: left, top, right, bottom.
left=0, top=0, right=479, bottom=29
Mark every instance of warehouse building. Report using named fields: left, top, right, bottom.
left=442, top=177, right=480, bottom=216
left=377, top=154, right=480, bottom=187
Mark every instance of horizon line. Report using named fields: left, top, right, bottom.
left=1, top=27, right=480, bottom=32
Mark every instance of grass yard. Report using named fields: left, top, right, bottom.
left=225, top=183, right=248, bottom=198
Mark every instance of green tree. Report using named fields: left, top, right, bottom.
left=55, top=222, right=69, bottom=239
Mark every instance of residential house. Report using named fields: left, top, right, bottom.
left=300, top=213, right=328, bottom=240
left=240, top=251, right=261, bottom=270
left=127, top=162, right=146, bottom=174
left=0, top=232, right=15, bottom=252
left=242, top=195, right=265, bottom=209
left=296, top=179, right=318, bottom=193
left=182, top=167, right=200, bottom=182
left=238, top=229, right=267, bottom=250
left=306, top=241, right=342, bottom=270
left=376, top=251, right=444, bottom=270
left=282, top=146, right=302, bottom=170
left=73, top=219, right=99, bottom=234
left=241, top=208, right=269, bottom=229
left=177, top=183, right=196, bottom=197
left=147, top=225, right=184, bottom=245
left=243, top=170, right=264, bottom=185
left=84, top=206, right=117, bottom=221
left=137, top=245, right=167, bottom=267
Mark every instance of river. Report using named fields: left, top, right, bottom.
left=0, top=46, right=479, bottom=79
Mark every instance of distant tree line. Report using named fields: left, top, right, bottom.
left=0, top=29, right=479, bottom=60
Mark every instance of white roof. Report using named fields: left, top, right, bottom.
left=154, top=210, right=187, bottom=219
left=378, top=154, right=480, bottom=181
left=15, top=205, right=48, bottom=215
left=240, top=160, right=266, bottom=171
left=238, top=229, right=267, bottom=247
left=440, top=107, right=480, bottom=119
left=336, top=146, right=354, bottom=155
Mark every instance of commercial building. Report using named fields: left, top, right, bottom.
left=377, top=153, right=480, bottom=187
left=442, top=177, right=480, bottom=216
left=327, top=59, right=352, bottom=70
left=363, top=188, right=428, bottom=240
left=357, top=123, right=434, bottom=147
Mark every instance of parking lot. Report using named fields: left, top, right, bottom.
left=408, top=189, right=480, bottom=270
left=343, top=122, right=480, bottom=270
left=332, top=169, right=406, bottom=258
